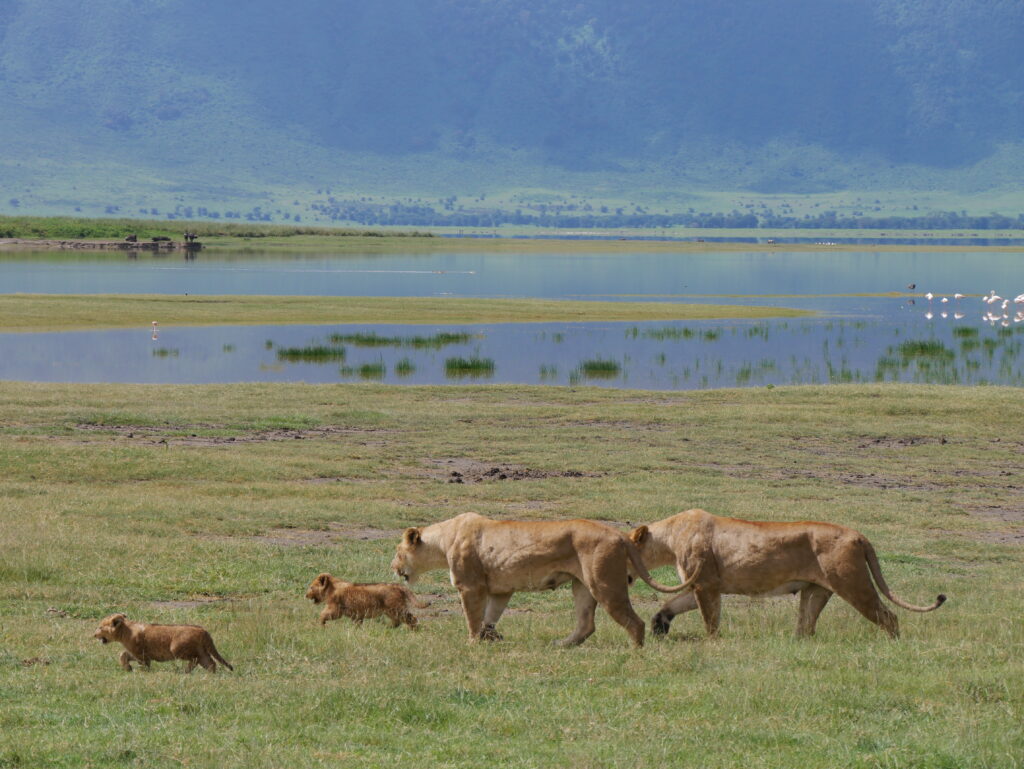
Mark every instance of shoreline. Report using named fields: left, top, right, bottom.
left=4, top=233, right=1024, bottom=254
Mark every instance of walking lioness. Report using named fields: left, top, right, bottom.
left=629, top=510, right=946, bottom=638
left=390, top=512, right=688, bottom=647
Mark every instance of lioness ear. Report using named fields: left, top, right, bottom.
left=630, top=525, right=649, bottom=544
left=318, top=573, right=330, bottom=585
left=403, top=527, right=422, bottom=546
left=112, top=615, right=125, bottom=626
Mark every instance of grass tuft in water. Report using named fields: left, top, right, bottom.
left=276, top=345, right=347, bottom=362
left=577, top=358, right=622, bottom=378
left=445, top=356, right=495, bottom=378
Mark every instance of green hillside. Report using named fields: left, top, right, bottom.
left=2, top=0, right=1023, bottom=225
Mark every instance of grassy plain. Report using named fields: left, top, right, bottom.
left=0, top=294, right=811, bottom=332
left=1, top=382, right=1022, bottom=768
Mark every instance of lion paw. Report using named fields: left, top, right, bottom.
left=479, top=624, right=503, bottom=642
left=651, top=612, right=672, bottom=636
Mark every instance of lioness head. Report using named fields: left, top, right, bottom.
left=391, top=527, right=424, bottom=584
left=306, top=573, right=333, bottom=603
left=93, top=613, right=128, bottom=645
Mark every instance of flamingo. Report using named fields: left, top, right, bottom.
left=940, top=296, right=948, bottom=303
left=954, top=293, right=964, bottom=301
left=924, top=311, right=934, bottom=320
left=925, top=292, right=934, bottom=302
left=1014, top=293, right=1024, bottom=304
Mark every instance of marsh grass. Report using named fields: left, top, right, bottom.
left=577, top=358, right=622, bottom=378
left=444, top=356, right=495, bottom=378
left=328, top=331, right=475, bottom=348
left=275, top=345, right=347, bottom=363
left=1, top=382, right=1022, bottom=768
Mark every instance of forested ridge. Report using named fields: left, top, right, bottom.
left=1, top=0, right=1022, bottom=220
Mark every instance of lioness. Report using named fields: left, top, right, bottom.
left=93, top=614, right=233, bottom=672
left=629, top=510, right=946, bottom=639
left=306, top=573, right=428, bottom=629
left=390, top=512, right=689, bottom=647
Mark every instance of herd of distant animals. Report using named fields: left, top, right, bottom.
left=122, top=232, right=199, bottom=243
left=94, top=510, right=946, bottom=673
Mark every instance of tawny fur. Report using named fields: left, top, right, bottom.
left=305, top=573, right=427, bottom=629
left=93, top=613, right=233, bottom=672
left=390, top=512, right=689, bottom=648
left=629, top=509, right=946, bottom=639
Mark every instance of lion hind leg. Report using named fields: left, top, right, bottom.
left=554, top=579, right=597, bottom=647
left=827, top=569, right=900, bottom=638
left=796, top=585, right=833, bottom=637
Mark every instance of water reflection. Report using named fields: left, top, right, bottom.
left=3, top=312, right=1023, bottom=388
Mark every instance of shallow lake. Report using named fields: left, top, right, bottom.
left=2, top=246, right=1023, bottom=388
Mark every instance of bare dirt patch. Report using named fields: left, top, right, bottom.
left=962, top=504, right=1024, bottom=544
left=222, top=523, right=404, bottom=548
left=151, top=596, right=232, bottom=610
left=424, top=457, right=598, bottom=484
left=71, top=423, right=387, bottom=446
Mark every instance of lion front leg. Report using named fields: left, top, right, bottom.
left=651, top=591, right=698, bottom=637
left=694, top=588, right=722, bottom=637
left=118, top=650, right=136, bottom=672
left=456, top=584, right=488, bottom=642
left=480, top=593, right=512, bottom=641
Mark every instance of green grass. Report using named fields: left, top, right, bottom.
left=275, top=345, right=347, bottom=363
left=444, top=356, right=495, bottom=378
left=327, top=332, right=475, bottom=349
left=0, top=294, right=811, bottom=332
left=0, top=215, right=434, bottom=241
left=1, top=382, right=1022, bottom=768
left=577, top=358, right=622, bottom=378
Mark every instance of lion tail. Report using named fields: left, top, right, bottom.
left=626, top=540, right=699, bottom=594
left=863, top=540, right=946, bottom=612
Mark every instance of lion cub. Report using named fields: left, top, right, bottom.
left=93, top=613, right=233, bottom=673
left=306, top=573, right=427, bottom=629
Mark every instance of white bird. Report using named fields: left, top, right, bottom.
left=1002, top=299, right=1010, bottom=310
left=987, top=294, right=1003, bottom=305
left=924, top=311, right=934, bottom=320
left=954, top=293, right=964, bottom=300
left=940, top=311, right=948, bottom=319
left=954, top=312, right=965, bottom=319
left=1014, top=293, right=1024, bottom=303
left=940, top=296, right=949, bottom=303
left=925, top=292, right=934, bottom=301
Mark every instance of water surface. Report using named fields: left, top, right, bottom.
left=2, top=247, right=1022, bottom=388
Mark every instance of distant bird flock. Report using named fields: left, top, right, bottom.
left=917, top=289, right=1024, bottom=326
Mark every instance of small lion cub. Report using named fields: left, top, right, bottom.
left=93, top=613, right=233, bottom=673
left=306, top=573, right=428, bottom=629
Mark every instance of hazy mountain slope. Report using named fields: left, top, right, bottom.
left=1, top=0, right=1022, bottom=220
